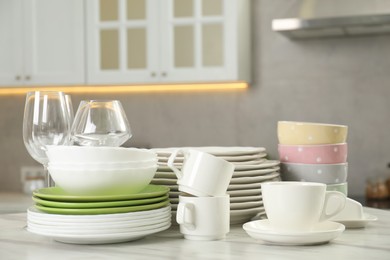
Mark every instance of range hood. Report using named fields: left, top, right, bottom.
left=272, top=0, right=390, bottom=39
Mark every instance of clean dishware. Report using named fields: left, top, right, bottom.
left=48, top=159, right=157, bottom=171
left=278, top=143, right=348, bottom=164
left=23, top=91, right=72, bottom=187
left=177, top=194, right=230, bottom=240
left=280, top=162, right=348, bottom=184
left=243, top=220, right=345, bottom=246
left=46, top=146, right=156, bottom=164
left=47, top=165, right=157, bottom=195
left=261, top=182, right=346, bottom=232
left=65, top=94, right=74, bottom=125
left=71, top=100, right=131, bottom=146
left=277, top=121, right=348, bottom=145
left=167, top=149, right=234, bottom=197
left=33, top=184, right=169, bottom=202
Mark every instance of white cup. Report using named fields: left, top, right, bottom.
left=261, top=182, right=346, bottom=232
left=177, top=194, right=230, bottom=240
left=167, top=149, right=234, bottom=197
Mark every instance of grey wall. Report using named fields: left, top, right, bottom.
left=1, top=0, right=390, bottom=196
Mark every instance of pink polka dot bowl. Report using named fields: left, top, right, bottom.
left=280, top=162, right=348, bottom=184
left=278, top=143, right=348, bottom=164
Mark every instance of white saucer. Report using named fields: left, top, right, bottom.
left=332, top=213, right=378, bottom=229
left=243, top=220, right=345, bottom=246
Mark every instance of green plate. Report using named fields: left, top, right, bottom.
left=33, top=185, right=169, bottom=202
left=34, top=199, right=170, bottom=215
left=32, top=194, right=169, bottom=209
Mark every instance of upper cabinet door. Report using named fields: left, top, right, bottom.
left=24, top=0, right=85, bottom=85
left=159, top=0, right=238, bottom=82
left=0, top=0, right=24, bottom=86
left=86, top=0, right=160, bottom=84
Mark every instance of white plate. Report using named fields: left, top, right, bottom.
left=228, top=189, right=262, bottom=196
left=230, top=195, right=262, bottom=203
left=158, top=153, right=266, bottom=163
left=233, top=167, right=279, bottom=177
left=27, top=206, right=171, bottom=223
left=234, top=160, right=280, bottom=171
left=230, top=207, right=266, bottom=225
left=230, top=173, right=280, bottom=184
left=28, top=218, right=171, bottom=234
left=243, top=220, right=345, bottom=246
left=154, top=172, right=176, bottom=178
left=151, top=178, right=177, bottom=185
left=231, top=159, right=267, bottom=165
left=152, top=147, right=266, bottom=156
left=230, top=201, right=263, bottom=210
left=228, top=182, right=263, bottom=190
left=332, top=213, right=378, bottom=229
left=27, top=223, right=171, bottom=244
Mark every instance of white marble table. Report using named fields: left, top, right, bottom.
left=0, top=207, right=389, bottom=260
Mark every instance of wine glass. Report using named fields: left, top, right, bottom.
left=71, top=100, right=132, bottom=146
left=23, top=91, right=72, bottom=187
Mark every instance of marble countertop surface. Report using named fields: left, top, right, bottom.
left=0, top=207, right=389, bottom=259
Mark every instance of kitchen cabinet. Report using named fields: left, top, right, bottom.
left=86, top=0, right=251, bottom=84
left=0, top=0, right=84, bottom=86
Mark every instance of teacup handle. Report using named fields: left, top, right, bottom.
left=319, top=191, right=346, bottom=222
left=167, top=149, right=185, bottom=180
left=176, top=202, right=195, bottom=230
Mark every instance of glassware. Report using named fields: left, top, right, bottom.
left=23, top=91, right=72, bottom=187
left=71, top=100, right=132, bottom=147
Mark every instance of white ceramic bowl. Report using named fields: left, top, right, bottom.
left=48, top=159, right=157, bottom=170
left=48, top=165, right=157, bottom=195
left=46, top=146, right=157, bottom=164
left=280, top=162, right=348, bottom=184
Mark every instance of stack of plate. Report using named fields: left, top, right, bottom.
left=27, top=185, right=171, bottom=244
left=150, top=147, right=281, bottom=224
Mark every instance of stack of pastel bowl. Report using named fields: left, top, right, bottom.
left=277, top=121, right=349, bottom=195
left=151, top=147, right=281, bottom=224
left=26, top=146, right=172, bottom=244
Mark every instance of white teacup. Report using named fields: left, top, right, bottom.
left=177, top=194, right=230, bottom=240
left=167, top=149, right=234, bottom=197
left=261, top=182, right=346, bottom=232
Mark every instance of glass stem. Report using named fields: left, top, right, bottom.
left=43, top=164, right=54, bottom=187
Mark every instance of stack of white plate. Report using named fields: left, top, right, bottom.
left=27, top=185, right=171, bottom=244
left=150, top=147, right=281, bottom=224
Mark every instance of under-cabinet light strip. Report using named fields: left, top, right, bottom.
left=0, top=82, right=248, bottom=96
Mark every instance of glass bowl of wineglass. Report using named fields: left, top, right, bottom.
left=71, top=100, right=132, bottom=147
left=23, top=91, right=73, bottom=187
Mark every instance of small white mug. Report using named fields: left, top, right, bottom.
left=167, top=149, right=234, bottom=197
left=261, top=181, right=346, bottom=232
left=177, top=194, right=230, bottom=240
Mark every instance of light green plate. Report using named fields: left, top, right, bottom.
left=33, top=185, right=169, bottom=202
left=32, top=194, right=169, bottom=209
left=34, top=199, right=170, bottom=215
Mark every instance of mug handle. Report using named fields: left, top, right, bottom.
left=176, top=202, right=195, bottom=230
left=319, top=191, right=346, bottom=222
left=167, top=149, right=185, bottom=180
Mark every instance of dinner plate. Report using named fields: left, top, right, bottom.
left=231, top=159, right=267, bottom=165
left=154, top=172, right=176, bottom=179
left=28, top=219, right=171, bottom=234
left=158, top=154, right=266, bottom=163
left=230, top=201, right=263, bottom=210
left=332, top=213, right=378, bottom=229
left=28, top=210, right=172, bottom=227
left=33, top=185, right=169, bottom=202
left=27, top=206, right=171, bottom=222
left=230, top=173, right=280, bottom=184
left=32, top=194, right=169, bottom=209
left=34, top=200, right=170, bottom=215
left=232, top=167, right=279, bottom=177
left=152, top=147, right=266, bottom=156
left=243, top=220, right=345, bottom=246
left=230, top=207, right=266, bottom=224
left=150, top=178, right=177, bottom=185
left=234, top=160, right=280, bottom=171
left=227, top=189, right=262, bottom=196
left=230, top=195, right=262, bottom=203
left=228, top=182, right=263, bottom=191
left=27, top=223, right=171, bottom=244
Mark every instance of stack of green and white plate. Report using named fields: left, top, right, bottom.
left=27, top=184, right=171, bottom=244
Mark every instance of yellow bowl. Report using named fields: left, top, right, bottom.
left=278, top=121, right=348, bottom=145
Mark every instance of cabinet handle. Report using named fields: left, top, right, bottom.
left=151, top=72, right=156, bottom=77
left=15, top=75, right=21, bottom=80
left=161, top=72, right=167, bottom=77
left=25, top=75, right=31, bottom=80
